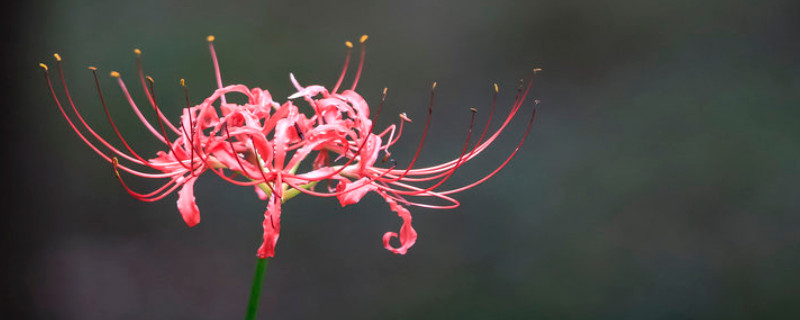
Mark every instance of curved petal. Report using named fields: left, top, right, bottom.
left=380, top=194, right=417, bottom=255
left=176, top=176, right=201, bottom=227
left=336, top=177, right=377, bottom=206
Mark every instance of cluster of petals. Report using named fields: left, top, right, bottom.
left=41, top=35, right=538, bottom=258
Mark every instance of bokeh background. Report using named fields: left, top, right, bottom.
left=3, top=0, right=800, bottom=319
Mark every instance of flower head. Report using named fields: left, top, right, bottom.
left=41, top=35, right=538, bottom=258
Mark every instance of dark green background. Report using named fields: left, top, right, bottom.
left=4, top=0, right=799, bottom=319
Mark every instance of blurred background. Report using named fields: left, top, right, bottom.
left=3, top=0, right=800, bottom=319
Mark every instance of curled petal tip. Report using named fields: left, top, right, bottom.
left=38, top=63, right=48, bottom=71
left=399, top=112, right=412, bottom=123
left=53, top=53, right=62, bottom=61
left=206, top=35, right=215, bottom=42
left=359, top=34, right=368, bottom=43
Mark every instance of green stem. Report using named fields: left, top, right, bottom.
left=245, top=258, right=269, bottom=320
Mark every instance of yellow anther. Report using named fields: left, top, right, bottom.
left=53, top=53, right=62, bottom=61
left=110, top=71, right=120, bottom=78
left=345, top=41, right=353, bottom=48
left=470, top=107, right=478, bottom=113
left=493, top=83, right=499, bottom=93
left=39, top=63, right=48, bottom=71
left=399, top=112, right=412, bottom=123
left=206, top=35, right=215, bottom=42
left=383, top=87, right=388, bottom=95
left=533, top=67, right=542, bottom=73
left=180, top=78, right=185, bottom=87
left=146, top=76, right=154, bottom=84
left=134, top=48, right=142, bottom=55
left=359, top=34, right=368, bottom=43
left=431, top=82, right=437, bottom=90
left=88, top=66, right=97, bottom=71
left=111, top=157, right=120, bottom=177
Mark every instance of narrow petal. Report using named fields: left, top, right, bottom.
left=176, top=177, right=201, bottom=227
left=381, top=194, right=417, bottom=255
left=257, top=196, right=282, bottom=258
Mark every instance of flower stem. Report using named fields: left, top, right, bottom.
left=245, top=257, right=269, bottom=320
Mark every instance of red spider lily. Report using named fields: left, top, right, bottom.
left=40, top=35, right=538, bottom=258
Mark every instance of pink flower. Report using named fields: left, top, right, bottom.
left=40, top=35, right=538, bottom=258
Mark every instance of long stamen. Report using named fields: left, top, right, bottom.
left=90, top=66, right=157, bottom=167
left=136, top=48, right=180, bottom=134
left=397, top=83, right=500, bottom=179
left=379, top=108, right=476, bottom=195
left=180, top=79, right=196, bottom=174
left=147, top=76, right=195, bottom=172
left=375, top=87, right=392, bottom=163
left=53, top=55, right=147, bottom=166
left=47, top=58, right=161, bottom=176
left=374, top=182, right=460, bottom=209
left=112, top=71, right=169, bottom=144
left=178, top=109, right=208, bottom=171
left=41, top=61, right=105, bottom=156
left=471, top=83, right=499, bottom=153
left=384, top=81, right=437, bottom=182
left=146, top=76, right=173, bottom=148
left=112, top=157, right=185, bottom=201
left=207, top=35, right=226, bottom=105
left=331, top=40, right=353, bottom=94
left=349, top=34, right=368, bottom=91
left=388, top=69, right=536, bottom=176
left=373, top=87, right=387, bottom=124
left=42, top=61, right=187, bottom=178
left=440, top=104, right=537, bottom=195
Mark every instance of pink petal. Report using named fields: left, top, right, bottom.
left=256, top=196, right=282, bottom=258
left=287, top=73, right=329, bottom=99
left=336, top=177, right=377, bottom=206
left=254, top=185, right=269, bottom=200
left=176, top=177, right=201, bottom=227
left=380, top=195, right=417, bottom=255
left=339, top=90, right=370, bottom=118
